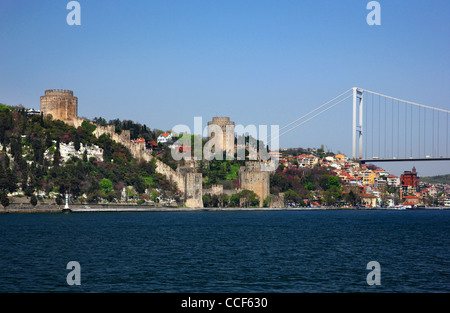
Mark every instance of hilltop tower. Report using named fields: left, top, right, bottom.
left=40, top=89, right=78, bottom=122
left=207, top=116, right=235, bottom=155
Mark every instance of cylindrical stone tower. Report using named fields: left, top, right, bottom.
left=207, top=116, right=235, bottom=155
left=40, top=89, right=78, bottom=122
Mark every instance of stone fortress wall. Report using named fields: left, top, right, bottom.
left=239, top=161, right=270, bottom=206
left=91, top=124, right=187, bottom=195
left=40, top=90, right=274, bottom=208
left=91, top=121, right=272, bottom=208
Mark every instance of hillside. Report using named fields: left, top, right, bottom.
left=0, top=105, right=180, bottom=206
left=421, top=174, right=450, bottom=185
left=0, top=104, right=345, bottom=209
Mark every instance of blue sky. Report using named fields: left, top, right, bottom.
left=0, top=0, right=449, bottom=176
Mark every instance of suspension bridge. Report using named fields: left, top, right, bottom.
left=273, top=87, right=450, bottom=164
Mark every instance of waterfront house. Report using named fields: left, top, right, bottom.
left=402, top=195, right=419, bottom=207
left=360, top=193, right=378, bottom=207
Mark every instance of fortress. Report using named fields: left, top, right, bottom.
left=207, top=116, right=235, bottom=156
left=39, top=90, right=271, bottom=208
left=239, top=161, right=270, bottom=207
left=40, top=89, right=78, bottom=123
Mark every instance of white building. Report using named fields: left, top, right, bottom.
left=387, top=175, right=400, bottom=187
left=58, top=142, right=103, bottom=162
left=157, top=132, right=173, bottom=144
left=444, top=198, right=450, bottom=207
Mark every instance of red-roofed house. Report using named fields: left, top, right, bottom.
left=374, top=168, right=389, bottom=177
left=157, top=132, right=173, bottom=144
left=402, top=195, right=419, bottom=206
left=360, top=193, right=379, bottom=207
left=387, top=175, right=400, bottom=187
left=424, top=187, right=438, bottom=197
left=132, top=138, right=145, bottom=144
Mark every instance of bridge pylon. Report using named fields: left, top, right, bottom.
left=352, top=87, right=364, bottom=160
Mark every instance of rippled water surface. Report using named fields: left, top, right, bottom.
left=0, top=210, right=449, bottom=292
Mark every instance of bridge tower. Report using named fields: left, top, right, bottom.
left=352, top=87, right=364, bottom=160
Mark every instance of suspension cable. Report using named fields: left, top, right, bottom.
left=362, top=88, right=450, bottom=114
left=267, top=94, right=353, bottom=144
left=278, top=88, right=353, bottom=132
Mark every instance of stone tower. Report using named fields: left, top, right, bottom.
left=207, top=116, right=235, bottom=155
left=40, top=89, right=78, bottom=122
left=239, top=161, right=270, bottom=207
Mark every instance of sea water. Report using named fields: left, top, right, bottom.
left=0, top=210, right=449, bottom=292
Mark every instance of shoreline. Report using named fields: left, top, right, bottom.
left=1, top=205, right=448, bottom=213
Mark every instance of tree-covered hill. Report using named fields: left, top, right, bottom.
left=421, top=174, right=450, bottom=185
left=0, top=105, right=179, bottom=205
left=270, top=164, right=343, bottom=206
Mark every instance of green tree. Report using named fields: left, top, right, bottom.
left=92, top=117, right=107, bottom=127
left=323, top=189, right=336, bottom=206
left=222, top=194, right=229, bottom=207
left=237, top=189, right=260, bottom=207
left=211, top=194, right=220, bottom=207
left=99, top=135, right=113, bottom=163
left=327, top=175, right=340, bottom=189
left=0, top=191, right=9, bottom=208
left=73, top=133, right=81, bottom=151
left=304, top=182, right=314, bottom=190
left=202, top=194, right=212, bottom=207
left=99, top=178, right=113, bottom=194
left=82, top=149, right=88, bottom=162
left=0, top=163, right=17, bottom=193
left=344, top=190, right=360, bottom=206
left=284, top=189, right=301, bottom=204
left=150, top=189, right=159, bottom=201
left=0, top=105, right=13, bottom=144
left=81, top=120, right=97, bottom=133
left=230, top=194, right=240, bottom=207
left=55, top=194, right=64, bottom=206
left=263, top=196, right=271, bottom=208
left=30, top=195, right=38, bottom=207
left=45, top=132, right=53, bottom=149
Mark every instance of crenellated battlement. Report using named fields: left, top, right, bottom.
left=44, top=89, right=74, bottom=96
left=208, top=116, right=233, bottom=124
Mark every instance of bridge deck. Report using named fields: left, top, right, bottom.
left=360, top=157, right=450, bottom=163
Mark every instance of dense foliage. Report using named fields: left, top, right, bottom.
left=202, top=189, right=260, bottom=208
left=270, top=164, right=343, bottom=206
left=0, top=106, right=178, bottom=204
